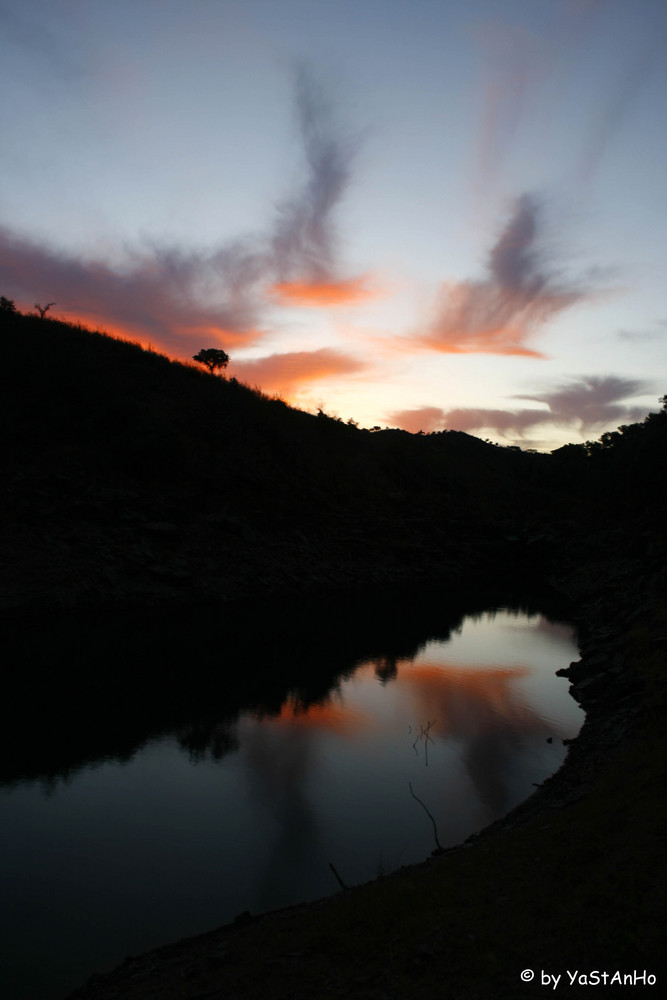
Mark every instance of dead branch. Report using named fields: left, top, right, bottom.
left=328, top=861, right=350, bottom=891
left=409, top=782, right=442, bottom=851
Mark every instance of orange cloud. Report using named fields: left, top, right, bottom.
left=231, top=347, right=366, bottom=396
left=270, top=274, right=378, bottom=307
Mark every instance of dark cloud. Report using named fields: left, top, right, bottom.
left=442, top=407, right=552, bottom=436
left=390, top=376, right=650, bottom=439
left=515, top=375, right=649, bottom=430
left=270, top=64, right=362, bottom=292
left=421, top=194, right=591, bottom=356
left=0, top=225, right=267, bottom=353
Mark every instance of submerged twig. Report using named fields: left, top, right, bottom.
left=409, top=782, right=442, bottom=851
left=328, top=861, right=350, bottom=891
left=412, top=719, right=436, bottom=765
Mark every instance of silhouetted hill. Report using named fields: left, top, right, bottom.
left=0, top=306, right=539, bottom=611
left=1, top=303, right=665, bottom=612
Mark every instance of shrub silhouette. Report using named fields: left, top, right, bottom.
left=192, top=348, right=230, bottom=375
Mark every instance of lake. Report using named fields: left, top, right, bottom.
left=0, top=589, right=582, bottom=999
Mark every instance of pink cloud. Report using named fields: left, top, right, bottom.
left=387, top=406, right=448, bottom=434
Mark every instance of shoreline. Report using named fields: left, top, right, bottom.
left=62, top=553, right=664, bottom=999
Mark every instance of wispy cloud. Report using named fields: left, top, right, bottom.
left=577, top=39, right=662, bottom=184
left=269, top=63, right=367, bottom=306
left=473, top=23, right=549, bottom=200
left=617, top=322, right=666, bottom=342
left=418, top=194, right=592, bottom=357
left=473, top=1, right=654, bottom=195
left=389, top=375, right=650, bottom=439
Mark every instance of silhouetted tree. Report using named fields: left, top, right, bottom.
left=35, top=302, right=56, bottom=319
left=192, top=348, right=230, bottom=375
left=0, top=296, right=17, bottom=312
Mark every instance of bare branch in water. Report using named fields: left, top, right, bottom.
left=409, top=782, right=442, bottom=851
left=412, top=719, right=436, bottom=765
left=329, top=861, right=350, bottom=891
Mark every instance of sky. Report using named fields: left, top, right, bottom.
left=1, top=0, right=665, bottom=450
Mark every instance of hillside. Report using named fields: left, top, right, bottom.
left=0, top=304, right=578, bottom=615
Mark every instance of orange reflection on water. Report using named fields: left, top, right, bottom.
left=239, top=620, right=579, bottom=839
left=257, top=655, right=550, bottom=746
left=396, top=660, right=539, bottom=738
left=259, top=693, right=370, bottom=736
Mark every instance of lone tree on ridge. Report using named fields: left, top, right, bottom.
left=192, top=348, right=230, bottom=376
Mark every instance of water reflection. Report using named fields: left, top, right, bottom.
left=0, top=594, right=582, bottom=1000
left=233, top=610, right=580, bottom=865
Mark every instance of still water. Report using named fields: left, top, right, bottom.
left=0, top=602, right=582, bottom=999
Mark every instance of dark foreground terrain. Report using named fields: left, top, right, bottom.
left=1, top=305, right=665, bottom=997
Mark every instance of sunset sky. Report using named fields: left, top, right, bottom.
left=1, top=0, right=665, bottom=450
